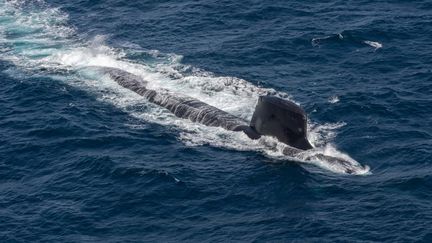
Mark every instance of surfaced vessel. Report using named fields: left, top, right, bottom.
left=100, top=67, right=366, bottom=174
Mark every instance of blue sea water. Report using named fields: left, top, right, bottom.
left=1, top=0, right=431, bottom=241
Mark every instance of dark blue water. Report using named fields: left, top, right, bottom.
left=1, top=0, right=431, bottom=241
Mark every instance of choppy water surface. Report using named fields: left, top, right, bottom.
left=1, top=0, right=431, bottom=241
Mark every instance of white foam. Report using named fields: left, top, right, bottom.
left=328, top=95, right=340, bottom=104
left=364, top=40, right=383, bottom=49
left=298, top=144, right=371, bottom=175
left=0, top=0, right=370, bottom=175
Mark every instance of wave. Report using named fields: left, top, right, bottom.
left=312, top=31, right=382, bottom=50
left=0, top=0, right=370, bottom=175
left=364, top=40, right=383, bottom=49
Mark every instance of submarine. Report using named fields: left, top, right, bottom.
left=98, top=67, right=364, bottom=174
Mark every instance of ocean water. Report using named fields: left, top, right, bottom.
left=0, top=0, right=431, bottom=241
